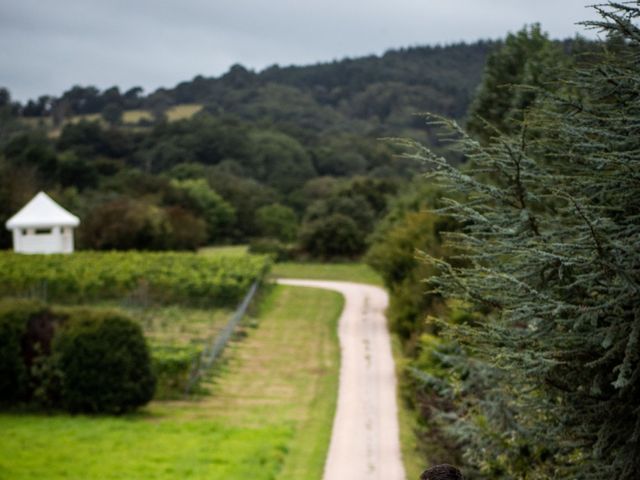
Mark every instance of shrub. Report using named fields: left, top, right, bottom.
left=53, top=309, right=155, bottom=413
left=248, top=238, right=294, bottom=262
left=255, top=203, right=298, bottom=242
left=366, top=209, right=452, bottom=343
left=151, top=345, right=198, bottom=399
left=0, top=299, right=46, bottom=403
left=165, top=206, right=208, bottom=250
left=298, top=213, right=365, bottom=258
left=169, top=178, right=236, bottom=242
left=79, top=197, right=171, bottom=250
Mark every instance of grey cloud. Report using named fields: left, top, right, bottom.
left=0, top=0, right=601, bottom=101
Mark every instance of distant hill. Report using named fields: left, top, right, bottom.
left=16, top=41, right=496, bottom=142
left=161, top=41, right=495, bottom=137
left=0, top=35, right=590, bottom=254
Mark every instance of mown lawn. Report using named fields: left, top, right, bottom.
left=0, top=285, right=342, bottom=480
left=0, top=415, right=290, bottom=480
left=271, top=261, right=383, bottom=286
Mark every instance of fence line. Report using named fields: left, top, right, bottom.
left=184, top=279, right=260, bottom=396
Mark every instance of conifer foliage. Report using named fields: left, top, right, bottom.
left=402, top=3, right=640, bottom=478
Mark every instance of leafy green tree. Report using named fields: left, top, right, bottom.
left=57, top=85, right=102, bottom=114
left=122, top=86, right=144, bottom=109
left=166, top=162, right=207, bottom=180
left=298, top=213, right=365, bottom=258
left=340, top=176, right=399, bottom=216
left=366, top=180, right=454, bottom=343
left=101, top=102, right=123, bottom=126
left=79, top=197, right=171, bottom=250
left=57, top=121, right=133, bottom=158
left=221, top=64, right=257, bottom=89
left=304, top=195, right=375, bottom=233
left=145, top=91, right=172, bottom=122
left=255, top=203, right=298, bottom=242
left=206, top=171, right=279, bottom=240
left=164, top=206, right=208, bottom=250
left=169, top=179, right=235, bottom=242
left=313, top=148, right=367, bottom=176
left=3, top=132, right=58, bottom=179
left=402, top=5, right=640, bottom=478
left=248, top=130, right=316, bottom=192
left=287, top=176, right=343, bottom=213
left=136, top=139, right=193, bottom=173
left=466, top=24, right=567, bottom=143
left=0, top=88, right=25, bottom=142
left=0, top=159, right=39, bottom=248
left=57, top=151, right=99, bottom=190
left=21, top=95, right=53, bottom=117
left=0, top=88, right=9, bottom=108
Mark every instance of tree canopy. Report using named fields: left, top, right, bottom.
left=394, top=4, right=640, bottom=477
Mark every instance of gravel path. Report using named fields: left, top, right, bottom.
left=277, top=279, right=406, bottom=480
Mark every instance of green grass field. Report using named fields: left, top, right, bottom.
left=69, top=113, right=103, bottom=124
left=0, top=285, right=342, bottom=480
left=123, top=109, right=153, bottom=124
left=391, top=336, right=427, bottom=479
left=271, top=261, right=383, bottom=286
left=166, top=104, right=203, bottom=121
left=92, top=302, right=231, bottom=350
left=199, top=245, right=249, bottom=257
left=21, top=103, right=202, bottom=137
left=199, top=246, right=382, bottom=285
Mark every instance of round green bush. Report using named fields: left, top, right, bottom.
left=299, top=213, right=365, bottom=258
left=53, top=310, right=156, bottom=413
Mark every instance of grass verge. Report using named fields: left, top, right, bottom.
left=0, top=285, right=342, bottom=480
left=391, top=334, right=426, bottom=479
left=272, top=261, right=383, bottom=286
left=199, top=245, right=249, bottom=257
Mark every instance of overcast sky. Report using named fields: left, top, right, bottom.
left=0, top=0, right=603, bottom=102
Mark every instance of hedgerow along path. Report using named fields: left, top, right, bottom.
left=277, top=279, right=406, bottom=480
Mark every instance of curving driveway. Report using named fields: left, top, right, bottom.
left=277, top=279, right=406, bottom=480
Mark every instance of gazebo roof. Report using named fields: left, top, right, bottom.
left=6, top=192, right=80, bottom=229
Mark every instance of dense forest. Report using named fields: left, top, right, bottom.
left=16, top=41, right=494, bottom=132
left=0, top=40, right=499, bottom=255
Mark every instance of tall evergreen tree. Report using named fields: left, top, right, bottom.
left=466, top=24, right=567, bottom=144
left=402, top=3, right=640, bottom=478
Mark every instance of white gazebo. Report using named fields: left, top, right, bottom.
left=5, top=192, right=80, bottom=254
